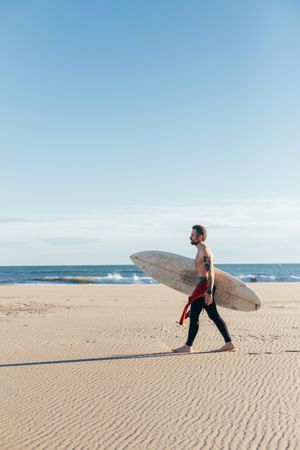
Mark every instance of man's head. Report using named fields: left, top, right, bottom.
left=190, top=224, right=207, bottom=245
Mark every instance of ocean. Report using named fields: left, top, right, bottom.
left=0, top=264, right=299, bottom=285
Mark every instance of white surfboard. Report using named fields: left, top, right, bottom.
left=130, top=251, right=262, bottom=312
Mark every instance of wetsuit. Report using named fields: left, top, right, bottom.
left=180, top=277, right=232, bottom=347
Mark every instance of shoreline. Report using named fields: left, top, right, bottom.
left=1, top=280, right=300, bottom=286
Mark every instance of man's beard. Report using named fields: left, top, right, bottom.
left=190, top=240, right=198, bottom=245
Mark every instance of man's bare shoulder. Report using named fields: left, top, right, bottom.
left=201, top=244, right=213, bottom=259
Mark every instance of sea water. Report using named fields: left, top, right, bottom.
left=0, top=264, right=299, bottom=285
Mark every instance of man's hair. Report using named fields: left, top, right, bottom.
left=192, top=224, right=207, bottom=241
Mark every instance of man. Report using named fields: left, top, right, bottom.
left=172, top=224, right=235, bottom=353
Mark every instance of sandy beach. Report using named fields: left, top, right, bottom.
left=0, top=283, right=299, bottom=449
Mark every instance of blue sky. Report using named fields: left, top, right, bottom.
left=0, top=0, right=299, bottom=264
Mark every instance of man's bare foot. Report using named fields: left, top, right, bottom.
left=172, top=344, right=193, bottom=353
left=218, top=342, right=235, bottom=352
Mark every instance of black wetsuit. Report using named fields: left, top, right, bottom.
left=186, top=294, right=232, bottom=347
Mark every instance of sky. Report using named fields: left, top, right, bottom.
left=0, top=0, right=299, bottom=265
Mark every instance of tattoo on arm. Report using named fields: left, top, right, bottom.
left=203, top=256, right=211, bottom=272
left=204, top=255, right=214, bottom=292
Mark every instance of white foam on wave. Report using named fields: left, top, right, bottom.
left=41, top=273, right=155, bottom=284
left=107, top=273, right=124, bottom=280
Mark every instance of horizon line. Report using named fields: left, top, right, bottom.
left=0, top=262, right=299, bottom=268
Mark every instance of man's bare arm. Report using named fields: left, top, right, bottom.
left=203, top=256, right=214, bottom=290
left=204, top=252, right=214, bottom=305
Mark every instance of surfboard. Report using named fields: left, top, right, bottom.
left=130, top=251, right=262, bottom=312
